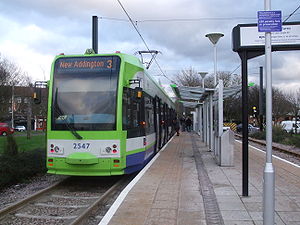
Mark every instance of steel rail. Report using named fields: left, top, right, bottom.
left=0, top=179, right=64, bottom=218
left=235, top=133, right=300, bottom=158
left=70, top=177, right=127, bottom=225
left=0, top=176, right=128, bottom=225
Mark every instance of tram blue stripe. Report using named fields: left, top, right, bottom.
left=125, top=145, right=155, bottom=174
left=126, top=151, right=145, bottom=167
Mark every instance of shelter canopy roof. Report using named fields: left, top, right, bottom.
left=170, top=84, right=241, bottom=108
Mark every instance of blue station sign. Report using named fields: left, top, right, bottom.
left=258, top=10, right=282, bottom=32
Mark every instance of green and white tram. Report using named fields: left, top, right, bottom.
left=43, top=51, right=175, bottom=176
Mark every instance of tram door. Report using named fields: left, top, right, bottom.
left=153, top=97, right=159, bottom=152
left=163, top=103, right=168, bottom=145
left=160, top=103, right=165, bottom=147
left=159, top=101, right=164, bottom=149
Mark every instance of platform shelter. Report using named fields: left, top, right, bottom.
left=171, top=81, right=241, bottom=166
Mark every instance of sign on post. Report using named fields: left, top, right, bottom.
left=258, top=10, right=282, bottom=32
left=232, top=22, right=300, bottom=53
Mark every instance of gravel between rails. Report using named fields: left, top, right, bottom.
left=0, top=174, right=68, bottom=211
left=0, top=173, right=135, bottom=225
left=0, top=176, right=126, bottom=225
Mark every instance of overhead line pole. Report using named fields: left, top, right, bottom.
left=92, top=16, right=98, bottom=54
left=263, top=0, right=275, bottom=224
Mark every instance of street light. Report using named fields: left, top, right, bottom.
left=198, top=72, right=208, bottom=88
left=205, top=32, right=224, bottom=87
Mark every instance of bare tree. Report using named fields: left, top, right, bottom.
left=175, top=67, right=202, bottom=87
left=272, top=87, right=292, bottom=124
left=285, top=88, right=300, bottom=133
left=21, top=72, right=34, bottom=87
left=218, top=72, right=241, bottom=87
left=0, top=54, right=32, bottom=122
left=0, top=55, right=24, bottom=86
left=175, top=68, right=241, bottom=89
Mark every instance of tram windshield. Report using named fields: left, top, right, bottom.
left=51, top=56, right=121, bottom=131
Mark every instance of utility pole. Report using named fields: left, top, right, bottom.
left=27, top=94, right=32, bottom=139
left=11, top=85, right=14, bottom=128
left=262, top=0, right=276, bottom=224
left=92, top=16, right=98, bottom=54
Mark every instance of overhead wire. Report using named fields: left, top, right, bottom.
left=99, top=13, right=300, bottom=23
left=108, top=4, right=300, bottom=83
left=284, top=4, right=300, bottom=22
left=98, top=16, right=129, bottom=22
left=116, top=0, right=151, bottom=51
left=116, top=0, right=173, bottom=83
left=138, top=17, right=256, bottom=23
left=229, top=64, right=241, bottom=75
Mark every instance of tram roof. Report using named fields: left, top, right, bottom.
left=116, top=53, right=144, bottom=68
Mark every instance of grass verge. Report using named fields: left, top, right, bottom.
left=0, top=134, right=47, bottom=189
left=250, top=126, right=300, bottom=148
left=0, top=134, right=46, bottom=154
left=0, top=148, right=46, bottom=189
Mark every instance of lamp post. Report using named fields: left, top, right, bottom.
left=198, top=72, right=207, bottom=142
left=205, top=33, right=224, bottom=87
left=199, top=72, right=208, bottom=88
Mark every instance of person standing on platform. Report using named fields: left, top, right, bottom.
left=173, top=117, right=180, bottom=136
left=180, top=117, right=186, bottom=132
left=185, top=116, right=192, bottom=132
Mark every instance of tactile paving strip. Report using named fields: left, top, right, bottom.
left=191, top=135, right=225, bottom=225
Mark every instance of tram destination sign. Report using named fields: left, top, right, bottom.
left=232, top=22, right=300, bottom=52
left=55, top=56, right=118, bottom=74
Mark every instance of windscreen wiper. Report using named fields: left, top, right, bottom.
left=54, top=88, right=83, bottom=140
left=60, top=115, right=83, bottom=140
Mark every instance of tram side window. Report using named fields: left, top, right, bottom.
left=144, top=94, right=154, bottom=134
left=160, top=103, right=164, bottom=126
left=122, top=88, right=140, bottom=130
left=131, top=101, right=139, bottom=129
left=122, top=88, right=129, bottom=129
left=168, top=108, right=172, bottom=127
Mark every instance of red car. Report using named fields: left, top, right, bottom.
left=0, top=123, right=14, bottom=136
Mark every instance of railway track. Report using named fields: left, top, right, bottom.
left=0, top=176, right=128, bottom=225
left=235, top=133, right=300, bottom=159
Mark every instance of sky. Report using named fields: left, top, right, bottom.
left=1, top=0, right=300, bottom=94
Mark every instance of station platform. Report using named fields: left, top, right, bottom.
left=100, top=132, right=300, bottom=225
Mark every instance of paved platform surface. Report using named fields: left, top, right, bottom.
left=105, top=132, right=300, bottom=225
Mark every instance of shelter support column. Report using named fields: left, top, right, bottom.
left=204, top=100, right=208, bottom=145
left=209, top=93, right=214, bottom=151
left=199, top=105, right=203, bottom=139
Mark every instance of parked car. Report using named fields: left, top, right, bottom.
left=236, top=123, right=260, bottom=134
left=0, top=123, right=14, bottom=136
left=281, top=120, right=300, bottom=133
left=14, top=125, right=26, bottom=132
